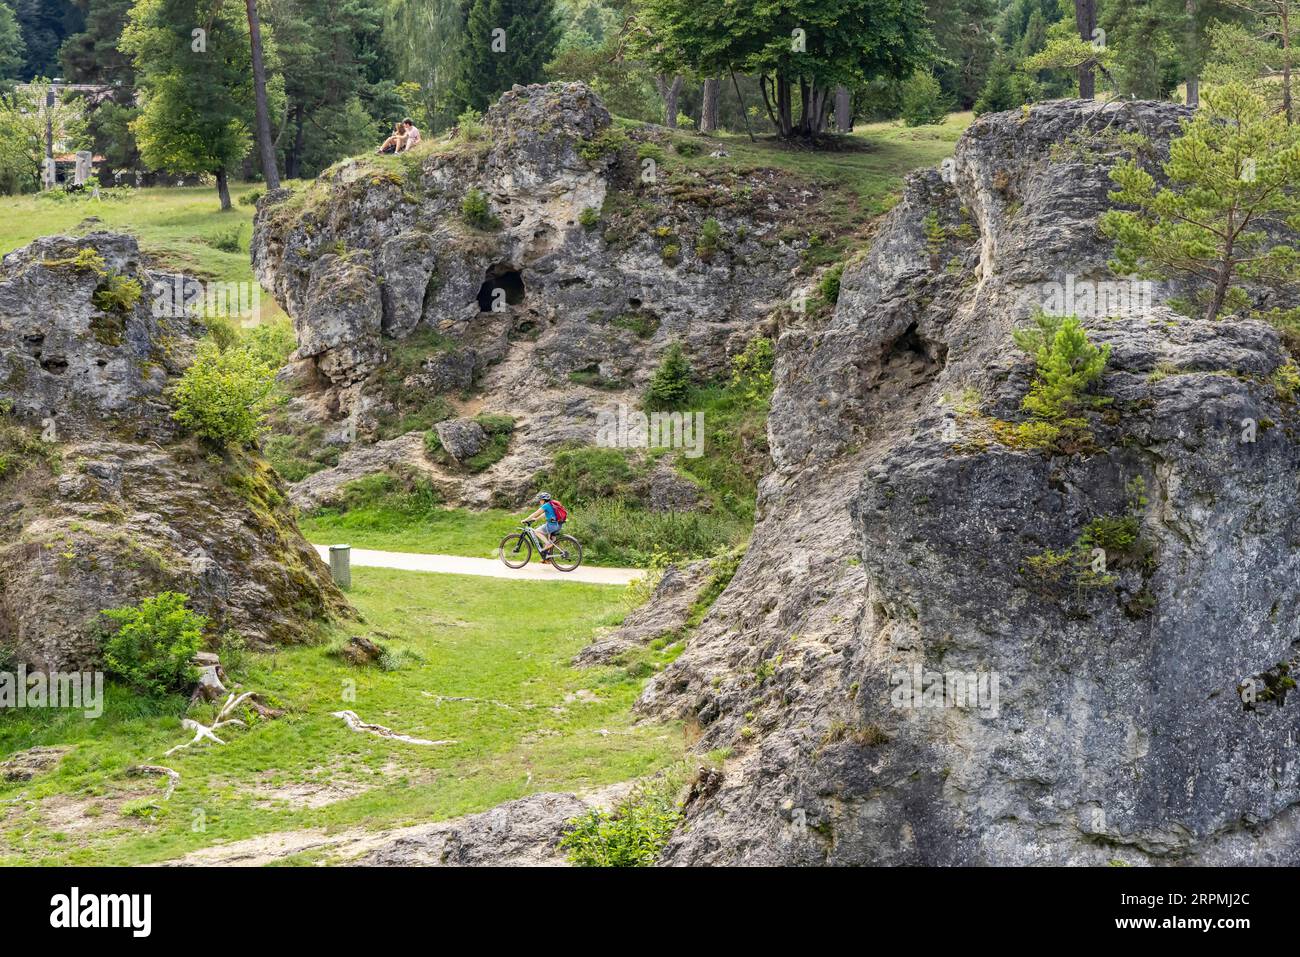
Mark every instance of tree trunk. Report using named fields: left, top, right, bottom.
left=287, top=104, right=305, bottom=180
left=1075, top=0, right=1096, bottom=99
left=216, top=168, right=232, bottom=210
left=1185, top=0, right=1199, bottom=108
left=834, top=85, right=852, bottom=132
left=656, top=74, right=684, bottom=128
left=245, top=0, right=280, bottom=189
left=700, top=77, right=720, bottom=133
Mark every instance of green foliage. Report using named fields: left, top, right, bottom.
left=900, top=70, right=949, bottom=126
left=695, top=217, right=723, bottom=259
left=100, top=592, right=205, bottom=697
left=1100, top=83, right=1300, bottom=322
left=238, top=189, right=263, bottom=207
left=579, top=206, right=599, bottom=229
left=633, top=0, right=935, bottom=139
left=455, top=107, right=486, bottom=142
left=207, top=223, right=245, bottom=253
left=729, top=335, right=774, bottom=403
left=560, top=778, right=682, bottom=866
left=452, top=0, right=561, bottom=112
left=816, top=262, right=845, bottom=308
left=91, top=273, right=142, bottom=314
left=1011, top=312, right=1111, bottom=421
left=171, top=342, right=276, bottom=448
left=337, top=468, right=444, bottom=516
left=460, top=187, right=499, bottom=230
left=577, top=127, right=628, bottom=163
left=121, top=0, right=269, bottom=205
left=536, top=446, right=639, bottom=506
left=241, top=318, right=297, bottom=369
left=0, top=80, right=89, bottom=195
left=973, top=55, right=1039, bottom=115
left=645, top=341, right=692, bottom=411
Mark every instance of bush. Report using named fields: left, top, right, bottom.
left=1011, top=312, right=1111, bottom=421
left=646, top=342, right=692, bottom=411
left=461, top=188, right=499, bottom=230
left=900, top=70, right=949, bottom=127
left=238, top=189, right=263, bottom=207
left=241, top=318, right=297, bottom=368
left=695, top=217, right=723, bottom=260
left=816, top=262, right=845, bottom=307
left=207, top=224, right=245, bottom=253
left=335, top=469, right=444, bottom=516
left=456, top=107, right=486, bottom=142
left=101, top=592, right=206, bottom=696
left=730, top=336, right=774, bottom=403
left=560, top=780, right=682, bottom=866
left=579, top=207, right=600, bottom=229
left=536, top=446, right=641, bottom=506
left=171, top=342, right=276, bottom=447
left=577, top=500, right=748, bottom=566
left=92, top=273, right=143, bottom=314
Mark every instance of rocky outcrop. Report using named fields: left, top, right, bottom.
left=0, top=234, right=348, bottom=671
left=575, top=560, right=712, bottom=666
left=252, top=82, right=818, bottom=508
left=637, top=99, right=1300, bottom=865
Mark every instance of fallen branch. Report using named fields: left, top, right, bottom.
left=127, top=765, right=180, bottom=800
left=163, top=691, right=262, bottom=756
left=330, top=710, right=455, bottom=746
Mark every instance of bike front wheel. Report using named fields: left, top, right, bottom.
left=549, top=534, right=583, bottom=572
left=498, top=532, right=532, bottom=569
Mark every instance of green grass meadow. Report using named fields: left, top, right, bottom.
left=0, top=568, right=682, bottom=865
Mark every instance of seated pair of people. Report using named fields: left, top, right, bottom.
left=377, top=118, right=421, bottom=154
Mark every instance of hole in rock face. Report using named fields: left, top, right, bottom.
left=40, top=357, right=69, bottom=374
left=476, top=265, right=525, bottom=312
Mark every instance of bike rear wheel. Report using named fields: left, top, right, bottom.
left=549, top=534, right=583, bottom=572
left=498, top=532, right=532, bottom=569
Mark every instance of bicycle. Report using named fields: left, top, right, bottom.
left=498, top=520, right=583, bottom=572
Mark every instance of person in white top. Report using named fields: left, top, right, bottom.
left=400, top=118, right=421, bottom=151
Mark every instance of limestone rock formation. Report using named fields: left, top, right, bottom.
left=0, top=234, right=348, bottom=672
left=252, top=82, right=815, bottom=509
left=637, top=99, right=1300, bottom=865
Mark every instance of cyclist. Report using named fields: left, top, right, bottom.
left=523, top=492, right=563, bottom=562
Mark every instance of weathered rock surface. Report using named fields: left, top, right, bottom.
left=574, top=560, right=712, bottom=666
left=356, top=791, right=600, bottom=866
left=434, top=417, right=488, bottom=463
left=0, top=234, right=348, bottom=671
left=637, top=99, right=1300, bottom=865
left=252, top=82, right=815, bottom=508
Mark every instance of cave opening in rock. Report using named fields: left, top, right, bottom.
left=476, top=265, right=525, bottom=312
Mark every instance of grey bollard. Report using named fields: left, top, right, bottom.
left=328, top=544, right=352, bottom=590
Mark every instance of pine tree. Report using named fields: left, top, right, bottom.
left=452, top=0, right=561, bottom=113
left=1100, top=83, right=1300, bottom=322
left=646, top=342, right=692, bottom=411
left=0, top=1, right=25, bottom=80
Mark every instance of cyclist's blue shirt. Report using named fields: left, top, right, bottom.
left=541, top=501, right=557, bottom=522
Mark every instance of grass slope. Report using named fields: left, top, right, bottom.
left=0, top=183, right=289, bottom=322
left=0, top=568, right=681, bottom=865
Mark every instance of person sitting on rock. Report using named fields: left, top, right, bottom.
left=400, top=118, right=422, bottom=151
left=376, top=123, right=406, bottom=155
left=523, top=492, right=563, bottom=563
